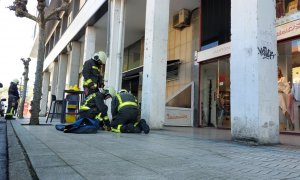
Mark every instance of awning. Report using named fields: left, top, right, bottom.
left=122, top=59, right=181, bottom=80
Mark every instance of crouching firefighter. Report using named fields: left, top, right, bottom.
left=79, top=87, right=115, bottom=131
left=111, top=89, right=150, bottom=134
left=5, top=79, right=20, bottom=120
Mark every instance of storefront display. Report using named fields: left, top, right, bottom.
left=276, top=0, right=300, bottom=18
left=278, top=38, right=300, bottom=132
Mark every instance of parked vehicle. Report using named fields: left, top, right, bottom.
left=0, top=82, right=5, bottom=117
left=0, top=98, right=6, bottom=117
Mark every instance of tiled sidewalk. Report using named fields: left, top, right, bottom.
left=9, top=118, right=300, bottom=180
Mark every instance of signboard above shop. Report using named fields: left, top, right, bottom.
left=197, top=19, right=300, bottom=62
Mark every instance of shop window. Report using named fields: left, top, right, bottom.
left=167, top=59, right=181, bottom=81
left=165, top=82, right=194, bottom=126
left=276, top=0, right=300, bottom=18
left=278, top=39, right=300, bottom=132
left=166, top=84, right=191, bottom=108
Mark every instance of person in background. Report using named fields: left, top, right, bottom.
left=111, top=89, right=150, bottom=134
left=217, top=93, right=225, bottom=127
left=79, top=87, right=115, bottom=131
left=5, top=79, right=20, bottom=120
left=289, top=72, right=300, bottom=130
left=278, top=67, right=294, bottom=130
left=82, top=51, right=107, bottom=96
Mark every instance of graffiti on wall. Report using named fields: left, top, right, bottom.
left=257, top=46, right=276, bottom=60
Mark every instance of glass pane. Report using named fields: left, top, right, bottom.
left=166, top=86, right=191, bottom=108
left=200, top=61, right=218, bottom=127
left=200, top=58, right=230, bottom=128
left=128, top=42, right=141, bottom=70
left=217, top=59, right=230, bottom=128
left=278, top=38, right=300, bottom=132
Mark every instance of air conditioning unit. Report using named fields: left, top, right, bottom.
left=173, top=9, right=190, bottom=29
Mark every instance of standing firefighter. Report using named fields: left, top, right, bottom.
left=79, top=87, right=116, bottom=131
left=111, top=89, right=150, bottom=134
left=5, top=79, right=20, bottom=120
left=82, top=51, right=107, bottom=96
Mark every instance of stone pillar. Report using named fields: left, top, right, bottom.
left=83, top=26, right=96, bottom=62
left=50, top=61, right=59, bottom=96
left=56, top=54, right=68, bottom=100
left=141, top=0, right=170, bottom=129
left=67, top=42, right=81, bottom=87
left=105, top=0, right=126, bottom=90
left=231, top=0, right=279, bottom=144
left=40, top=72, right=50, bottom=116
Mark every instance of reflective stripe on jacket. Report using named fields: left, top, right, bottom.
left=111, top=93, right=138, bottom=117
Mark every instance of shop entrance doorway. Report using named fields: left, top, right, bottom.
left=200, top=58, right=231, bottom=128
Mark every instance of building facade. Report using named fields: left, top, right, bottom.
left=197, top=0, right=300, bottom=137
left=30, top=0, right=298, bottom=144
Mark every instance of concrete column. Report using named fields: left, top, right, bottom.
left=231, top=0, right=278, bottom=144
left=83, top=26, right=96, bottom=62
left=105, top=0, right=126, bottom=90
left=50, top=61, right=59, bottom=96
left=56, top=54, right=68, bottom=100
left=67, top=41, right=81, bottom=87
left=40, top=72, right=50, bottom=116
left=141, top=0, right=169, bottom=129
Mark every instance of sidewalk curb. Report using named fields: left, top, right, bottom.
left=7, top=120, right=38, bottom=180
left=0, top=120, right=8, bottom=180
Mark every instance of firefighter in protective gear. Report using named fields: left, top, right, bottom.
left=5, top=79, right=20, bottom=120
left=111, top=90, right=150, bottom=134
left=82, top=51, right=107, bottom=96
left=79, top=87, right=115, bottom=131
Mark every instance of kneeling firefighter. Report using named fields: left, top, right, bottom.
left=5, top=79, right=20, bottom=120
left=79, top=87, right=116, bottom=130
left=111, top=89, right=150, bottom=134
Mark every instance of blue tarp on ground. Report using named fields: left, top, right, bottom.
left=55, top=118, right=99, bottom=133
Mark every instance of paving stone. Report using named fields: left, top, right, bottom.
left=9, top=118, right=300, bottom=180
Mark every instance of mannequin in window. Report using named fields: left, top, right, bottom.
left=278, top=67, right=294, bottom=130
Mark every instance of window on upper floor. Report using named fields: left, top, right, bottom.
left=201, top=0, right=230, bottom=50
left=79, top=0, right=86, bottom=10
left=67, top=11, right=73, bottom=27
left=46, top=0, right=52, bottom=6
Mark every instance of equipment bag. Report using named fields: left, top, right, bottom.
left=55, top=118, right=100, bottom=133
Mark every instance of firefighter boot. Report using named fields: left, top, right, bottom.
left=140, top=119, right=150, bottom=134
left=126, top=123, right=141, bottom=133
left=103, top=121, right=111, bottom=131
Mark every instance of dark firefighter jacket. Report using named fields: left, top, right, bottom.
left=8, top=82, right=19, bottom=99
left=80, top=91, right=108, bottom=118
left=82, top=59, right=103, bottom=88
left=111, top=92, right=138, bottom=117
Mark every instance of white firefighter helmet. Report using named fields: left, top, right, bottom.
left=12, top=78, right=19, bottom=84
left=102, top=86, right=116, bottom=98
left=118, top=89, right=128, bottom=94
left=93, top=51, right=107, bottom=64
